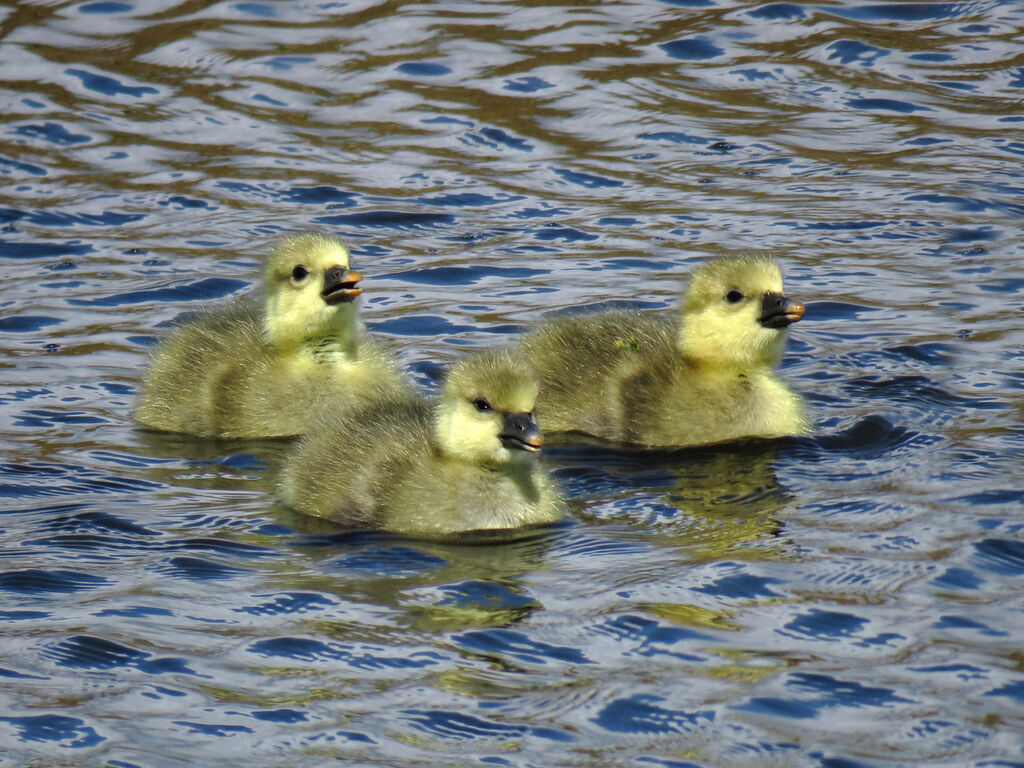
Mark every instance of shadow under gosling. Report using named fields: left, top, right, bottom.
left=278, top=348, right=565, bottom=537
left=520, top=255, right=809, bottom=448
left=135, top=233, right=407, bottom=439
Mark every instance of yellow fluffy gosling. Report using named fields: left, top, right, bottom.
left=278, top=349, right=564, bottom=536
left=520, top=255, right=809, bottom=448
left=135, top=233, right=406, bottom=439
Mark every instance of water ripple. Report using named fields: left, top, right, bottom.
left=791, top=415, right=932, bottom=461
left=740, top=672, right=913, bottom=721
left=154, top=556, right=250, bottom=581
left=594, top=695, right=715, bottom=734
left=0, top=714, right=104, bottom=748
left=972, top=538, right=1024, bottom=576
left=42, top=635, right=199, bottom=675
left=401, top=709, right=572, bottom=743
left=233, top=592, right=336, bottom=616
left=68, top=277, right=248, bottom=307
left=589, top=613, right=712, bottom=660
left=0, top=568, right=108, bottom=593
left=248, top=637, right=441, bottom=670
left=454, top=628, right=593, bottom=667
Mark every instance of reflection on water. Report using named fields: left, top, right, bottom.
left=2, top=0, right=1024, bottom=765
left=555, top=436, right=791, bottom=560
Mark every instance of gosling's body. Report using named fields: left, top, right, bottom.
left=279, top=350, right=564, bottom=537
left=135, top=233, right=406, bottom=439
left=521, top=256, right=809, bottom=448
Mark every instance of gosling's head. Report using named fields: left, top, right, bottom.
left=678, top=256, right=804, bottom=369
left=434, top=348, right=543, bottom=468
left=262, top=233, right=364, bottom=350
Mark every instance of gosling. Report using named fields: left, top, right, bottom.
left=278, top=349, right=565, bottom=536
left=135, top=233, right=407, bottom=439
left=520, top=255, right=809, bottom=448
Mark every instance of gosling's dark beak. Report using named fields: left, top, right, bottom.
left=499, top=411, right=543, bottom=453
left=322, top=266, right=363, bottom=305
left=759, top=292, right=804, bottom=329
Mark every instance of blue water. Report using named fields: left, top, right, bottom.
left=2, top=0, right=1023, bottom=765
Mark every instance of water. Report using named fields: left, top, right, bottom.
left=2, top=0, right=1023, bottom=765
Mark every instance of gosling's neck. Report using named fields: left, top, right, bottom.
left=263, top=300, right=360, bottom=362
left=677, top=316, right=786, bottom=376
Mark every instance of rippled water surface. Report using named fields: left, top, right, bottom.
left=2, top=0, right=1024, bottom=765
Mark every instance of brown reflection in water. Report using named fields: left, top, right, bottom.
left=272, top=502, right=557, bottom=632
left=661, top=443, right=793, bottom=562
left=559, top=434, right=793, bottom=562
left=132, top=427, right=293, bottom=491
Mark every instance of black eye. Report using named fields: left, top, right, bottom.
left=291, top=265, right=309, bottom=281
left=473, top=398, right=493, bottom=412
left=726, top=289, right=744, bottom=304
